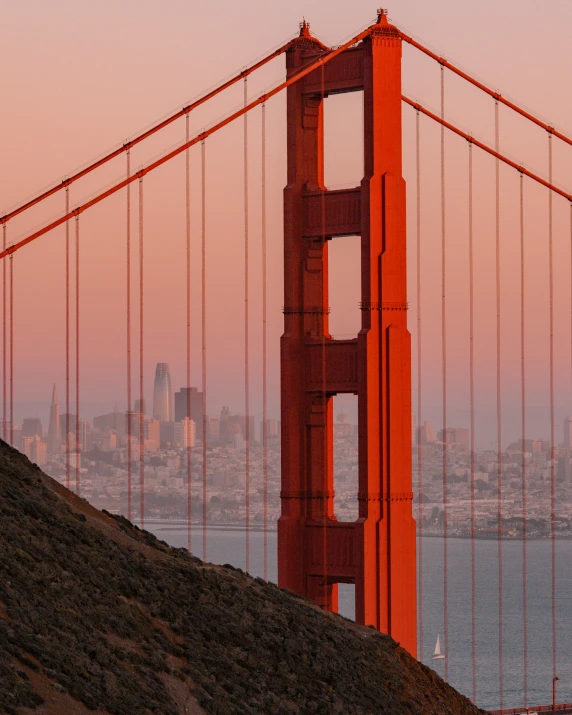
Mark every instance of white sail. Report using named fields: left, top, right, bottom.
left=432, top=634, right=445, bottom=660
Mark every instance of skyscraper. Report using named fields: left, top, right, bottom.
left=174, top=387, right=203, bottom=434
left=153, top=363, right=172, bottom=422
left=47, top=384, right=62, bottom=456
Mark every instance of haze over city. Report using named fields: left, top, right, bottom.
left=2, top=1, right=572, bottom=712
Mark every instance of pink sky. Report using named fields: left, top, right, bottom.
left=2, top=0, right=572, bottom=445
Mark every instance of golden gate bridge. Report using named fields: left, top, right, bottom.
left=2, top=8, right=572, bottom=712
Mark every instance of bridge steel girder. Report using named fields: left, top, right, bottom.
left=278, top=13, right=417, bottom=657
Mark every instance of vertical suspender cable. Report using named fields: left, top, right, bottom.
left=65, top=188, right=70, bottom=490
left=186, top=113, right=192, bottom=554
left=126, top=150, right=132, bottom=522
left=75, top=214, right=80, bottom=496
left=139, top=177, right=145, bottom=530
left=468, top=139, right=477, bottom=704
left=244, top=76, right=251, bottom=573
left=495, top=99, right=503, bottom=710
left=548, top=131, right=557, bottom=681
left=261, top=102, right=268, bottom=582
left=201, top=139, right=207, bottom=562
left=415, top=108, right=424, bottom=660
left=440, top=63, right=449, bottom=683
left=520, top=172, right=528, bottom=708
left=9, top=254, right=13, bottom=447
left=3, top=224, right=6, bottom=442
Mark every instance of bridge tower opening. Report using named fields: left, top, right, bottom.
left=278, top=10, right=417, bottom=656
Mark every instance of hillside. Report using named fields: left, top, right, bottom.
left=0, top=441, right=486, bottom=714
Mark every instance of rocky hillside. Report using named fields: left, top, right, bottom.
left=0, top=441, right=486, bottom=714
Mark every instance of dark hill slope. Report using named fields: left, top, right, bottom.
left=0, top=442, right=485, bottom=715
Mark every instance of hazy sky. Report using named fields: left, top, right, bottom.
left=2, top=0, right=572, bottom=446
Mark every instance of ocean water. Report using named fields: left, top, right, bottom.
left=147, top=526, right=572, bottom=712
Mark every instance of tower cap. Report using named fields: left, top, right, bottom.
left=299, top=18, right=311, bottom=37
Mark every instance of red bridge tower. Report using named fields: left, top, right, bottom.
left=278, top=10, right=417, bottom=656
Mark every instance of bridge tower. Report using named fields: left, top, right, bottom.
left=278, top=10, right=417, bottom=656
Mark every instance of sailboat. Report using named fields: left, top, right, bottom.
left=432, top=634, right=446, bottom=660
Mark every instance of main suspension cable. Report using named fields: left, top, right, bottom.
left=75, top=214, right=80, bottom=496
left=139, top=177, right=145, bottom=530
left=1, top=25, right=375, bottom=263
left=126, top=150, right=132, bottom=522
left=244, top=76, right=251, bottom=574
left=185, top=113, right=192, bottom=554
left=415, top=108, right=424, bottom=660
left=261, top=102, right=268, bottom=582
left=440, top=63, right=449, bottom=683
left=0, top=40, right=294, bottom=226
left=495, top=99, right=504, bottom=711
left=520, top=171, right=528, bottom=708
left=201, top=139, right=207, bottom=562
left=548, top=131, right=557, bottom=681
left=65, top=187, right=70, bottom=491
left=468, top=139, right=477, bottom=704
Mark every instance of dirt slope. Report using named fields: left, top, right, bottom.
left=0, top=441, right=486, bottom=714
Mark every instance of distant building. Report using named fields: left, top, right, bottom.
left=219, top=406, right=231, bottom=445
left=22, top=417, right=42, bottom=439
left=160, top=421, right=175, bottom=447
left=146, top=419, right=161, bottom=452
left=134, top=399, right=146, bottom=415
left=417, top=420, right=434, bottom=445
left=564, top=417, right=572, bottom=448
left=260, top=419, right=279, bottom=443
left=153, top=363, right=172, bottom=422
left=437, top=427, right=469, bottom=448
left=334, top=412, right=353, bottom=438
left=23, top=435, right=47, bottom=467
left=60, top=414, right=76, bottom=442
left=207, top=415, right=220, bottom=443
left=174, top=418, right=195, bottom=448
left=47, top=384, right=62, bottom=456
left=174, top=387, right=203, bottom=434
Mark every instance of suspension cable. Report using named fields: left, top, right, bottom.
left=185, top=113, right=192, bottom=554
left=1, top=25, right=375, bottom=264
left=126, top=150, right=132, bottom=521
left=440, top=63, right=449, bottom=683
left=468, top=138, right=477, bottom=704
left=9, top=255, right=13, bottom=447
left=244, top=76, right=251, bottom=574
left=75, top=214, right=80, bottom=496
left=201, top=139, right=207, bottom=562
left=2, top=224, right=6, bottom=442
left=548, top=131, right=557, bottom=681
left=139, top=177, right=145, bottom=530
left=495, top=99, right=504, bottom=711
left=398, top=31, right=572, bottom=151
left=261, top=102, right=268, bottom=582
left=415, top=108, right=424, bottom=660
left=65, top=187, right=70, bottom=491
left=0, top=40, right=294, bottom=226
left=520, top=171, right=528, bottom=708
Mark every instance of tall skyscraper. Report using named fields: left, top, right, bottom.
left=47, top=384, right=62, bottom=456
left=174, top=387, right=203, bottom=434
left=153, top=363, right=172, bottom=422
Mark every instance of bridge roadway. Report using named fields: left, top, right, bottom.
left=489, top=704, right=572, bottom=714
